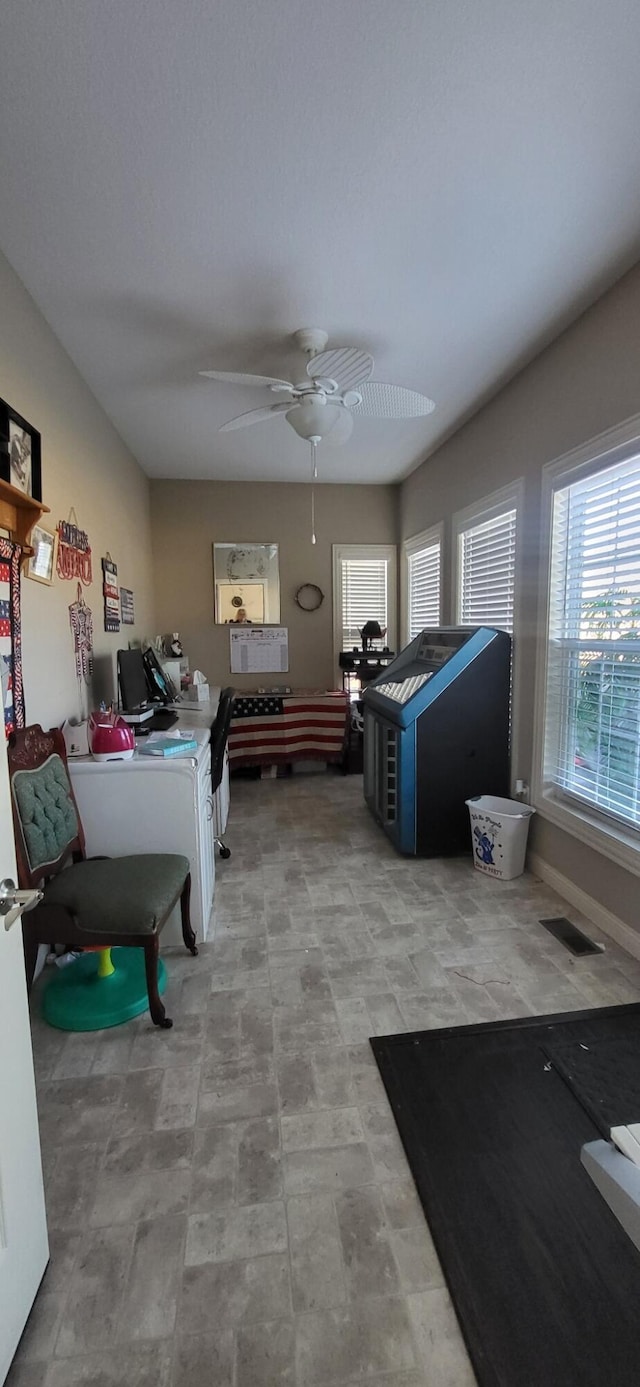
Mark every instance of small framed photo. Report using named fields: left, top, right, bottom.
left=0, top=398, right=42, bottom=502
left=26, top=523, right=58, bottom=584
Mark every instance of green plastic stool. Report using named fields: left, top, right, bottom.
left=42, top=947, right=166, bottom=1031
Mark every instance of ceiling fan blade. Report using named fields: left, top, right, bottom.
left=307, top=348, right=374, bottom=390
left=352, top=382, right=435, bottom=418
left=219, top=402, right=291, bottom=432
left=200, top=369, right=295, bottom=391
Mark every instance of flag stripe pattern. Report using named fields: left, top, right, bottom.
left=229, top=694, right=349, bottom=766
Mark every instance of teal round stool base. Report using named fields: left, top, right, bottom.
left=42, top=948, right=167, bottom=1031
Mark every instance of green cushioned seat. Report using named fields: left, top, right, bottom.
left=44, top=853, right=190, bottom=936
left=12, top=755, right=79, bottom=873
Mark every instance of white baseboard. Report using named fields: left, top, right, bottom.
left=528, top=851, right=640, bottom=964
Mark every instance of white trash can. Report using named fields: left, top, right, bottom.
left=465, top=795, right=535, bottom=880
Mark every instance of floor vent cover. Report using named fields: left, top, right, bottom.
left=539, top=916, right=604, bottom=956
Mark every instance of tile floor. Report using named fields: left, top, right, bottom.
left=10, top=772, right=640, bottom=1387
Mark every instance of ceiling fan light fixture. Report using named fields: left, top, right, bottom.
left=286, top=397, right=341, bottom=440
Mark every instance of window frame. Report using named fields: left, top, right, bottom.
left=532, top=413, right=640, bottom=876
left=332, top=543, right=397, bottom=674
left=401, top=523, right=443, bottom=646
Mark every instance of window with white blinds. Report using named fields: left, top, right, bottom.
left=404, top=529, right=441, bottom=640
left=333, top=545, right=397, bottom=655
left=341, top=558, right=388, bottom=647
left=543, top=452, right=640, bottom=832
left=457, top=508, right=517, bottom=633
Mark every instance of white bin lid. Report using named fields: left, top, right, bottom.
left=466, top=795, right=535, bottom=819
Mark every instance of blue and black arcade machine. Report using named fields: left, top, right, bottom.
left=362, top=627, right=511, bottom=856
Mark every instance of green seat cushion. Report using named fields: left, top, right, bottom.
left=12, top=754, right=79, bottom=872
left=44, top=854, right=190, bottom=936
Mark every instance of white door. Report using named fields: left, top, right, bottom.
left=0, top=729, right=49, bottom=1383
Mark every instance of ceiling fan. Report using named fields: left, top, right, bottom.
left=200, top=328, right=435, bottom=543
left=200, top=327, right=435, bottom=448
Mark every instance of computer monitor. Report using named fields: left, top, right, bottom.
left=143, top=646, right=178, bottom=703
left=117, top=648, right=151, bottom=713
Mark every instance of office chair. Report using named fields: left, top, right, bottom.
left=211, top=686, right=235, bottom=859
left=8, top=724, right=197, bottom=1029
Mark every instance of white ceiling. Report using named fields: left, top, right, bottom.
left=1, top=1, right=640, bottom=485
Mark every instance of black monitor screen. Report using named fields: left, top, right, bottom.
left=143, top=647, right=177, bottom=703
left=117, top=648, right=149, bottom=712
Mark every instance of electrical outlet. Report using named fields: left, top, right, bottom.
left=515, top=779, right=529, bottom=797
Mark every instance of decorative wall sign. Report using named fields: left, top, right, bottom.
left=0, top=398, right=42, bottom=502
left=0, top=537, right=25, bottom=736
left=56, top=510, right=93, bottom=584
left=120, top=587, right=135, bottom=625
left=69, top=583, right=94, bottom=684
left=102, top=555, right=120, bottom=632
left=26, top=524, right=58, bottom=585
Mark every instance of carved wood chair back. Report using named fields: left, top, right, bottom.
left=8, top=724, right=86, bottom=890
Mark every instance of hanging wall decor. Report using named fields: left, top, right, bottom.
left=56, top=509, right=93, bottom=585
left=0, top=398, right=42, bottom=502
left=102, top=555, right=120, bottom=632
left=0, top=537, right=25, bottom=736
left=120, top=587, right=135, bottom=625
left=68, top=583, right=94, bottom=685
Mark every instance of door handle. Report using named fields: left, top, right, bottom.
left=0, top=878, right=43, bottom=931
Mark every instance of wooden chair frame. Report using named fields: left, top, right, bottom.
left=8, top=724, right=197, bottom=1028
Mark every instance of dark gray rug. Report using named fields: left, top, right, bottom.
left=371, top=1003, right=640, bottom=1387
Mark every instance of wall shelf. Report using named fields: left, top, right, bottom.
left=0, top=478, right=50, bottom=556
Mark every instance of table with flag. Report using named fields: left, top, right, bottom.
left=228, top=692, right=350, bottom=768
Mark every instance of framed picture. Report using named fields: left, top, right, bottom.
left=0, top=398, right=42, bottom=502
left=120, top=587, right=135, bottom=625
left=25, top=524, right=58, bottom=585
left=216, top=580, right=265, bottom=624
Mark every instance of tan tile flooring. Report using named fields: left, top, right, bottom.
left=10, top=772, right=640, bottom=1387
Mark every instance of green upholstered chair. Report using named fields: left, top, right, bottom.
left=8, top=724, right=197, bottom=1029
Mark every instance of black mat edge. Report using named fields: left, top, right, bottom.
left=370, top=1001, right=640, bottom=1057
left=369, top=1002, right=640, bottom=1387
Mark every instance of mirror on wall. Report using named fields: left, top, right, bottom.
left=213, top=543, right=281, bottom=624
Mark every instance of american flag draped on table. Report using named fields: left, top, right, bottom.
left=229, top=693, right=349, bottom=767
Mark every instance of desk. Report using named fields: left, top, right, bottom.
left=68, top=698, right=229, bottom=947
left=229, top=693, right=349, bottom=770
left=339, top=650, right=396, bottom=693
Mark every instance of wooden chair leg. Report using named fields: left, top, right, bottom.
left=22, top=925, right=39, bottom=995
left=143, top=935, right=172, bottom=1029
left=180, top=873, right=198, bottom=956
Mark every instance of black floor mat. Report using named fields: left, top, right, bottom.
left=543, top=1029, right=640, bottom=1137
left=371, top=1004, right=640, bottom=1387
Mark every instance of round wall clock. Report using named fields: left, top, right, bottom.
left=295, top=583, right=324, bottom=611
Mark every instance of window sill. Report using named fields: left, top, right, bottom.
left=533, top=785, right=640, bottom=879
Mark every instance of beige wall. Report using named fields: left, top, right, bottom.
left=0, top=251, right=154, bottom=729
left=401, top=261, right=640, bottom=931
left=150, top=480, right=398, bottom=692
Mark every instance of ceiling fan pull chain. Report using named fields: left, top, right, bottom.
left=310, top=440, right=317, bottom=544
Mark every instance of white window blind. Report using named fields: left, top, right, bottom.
left=458, top=508, right=517, bottom=633
left=341, top=558, right=389, bottom=648
left=544, top=453, right=640, bottom=830
left=408, top=540, right=441, bottom=638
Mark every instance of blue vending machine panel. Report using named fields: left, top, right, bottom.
left=362, top=627, right=511, bottom=855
